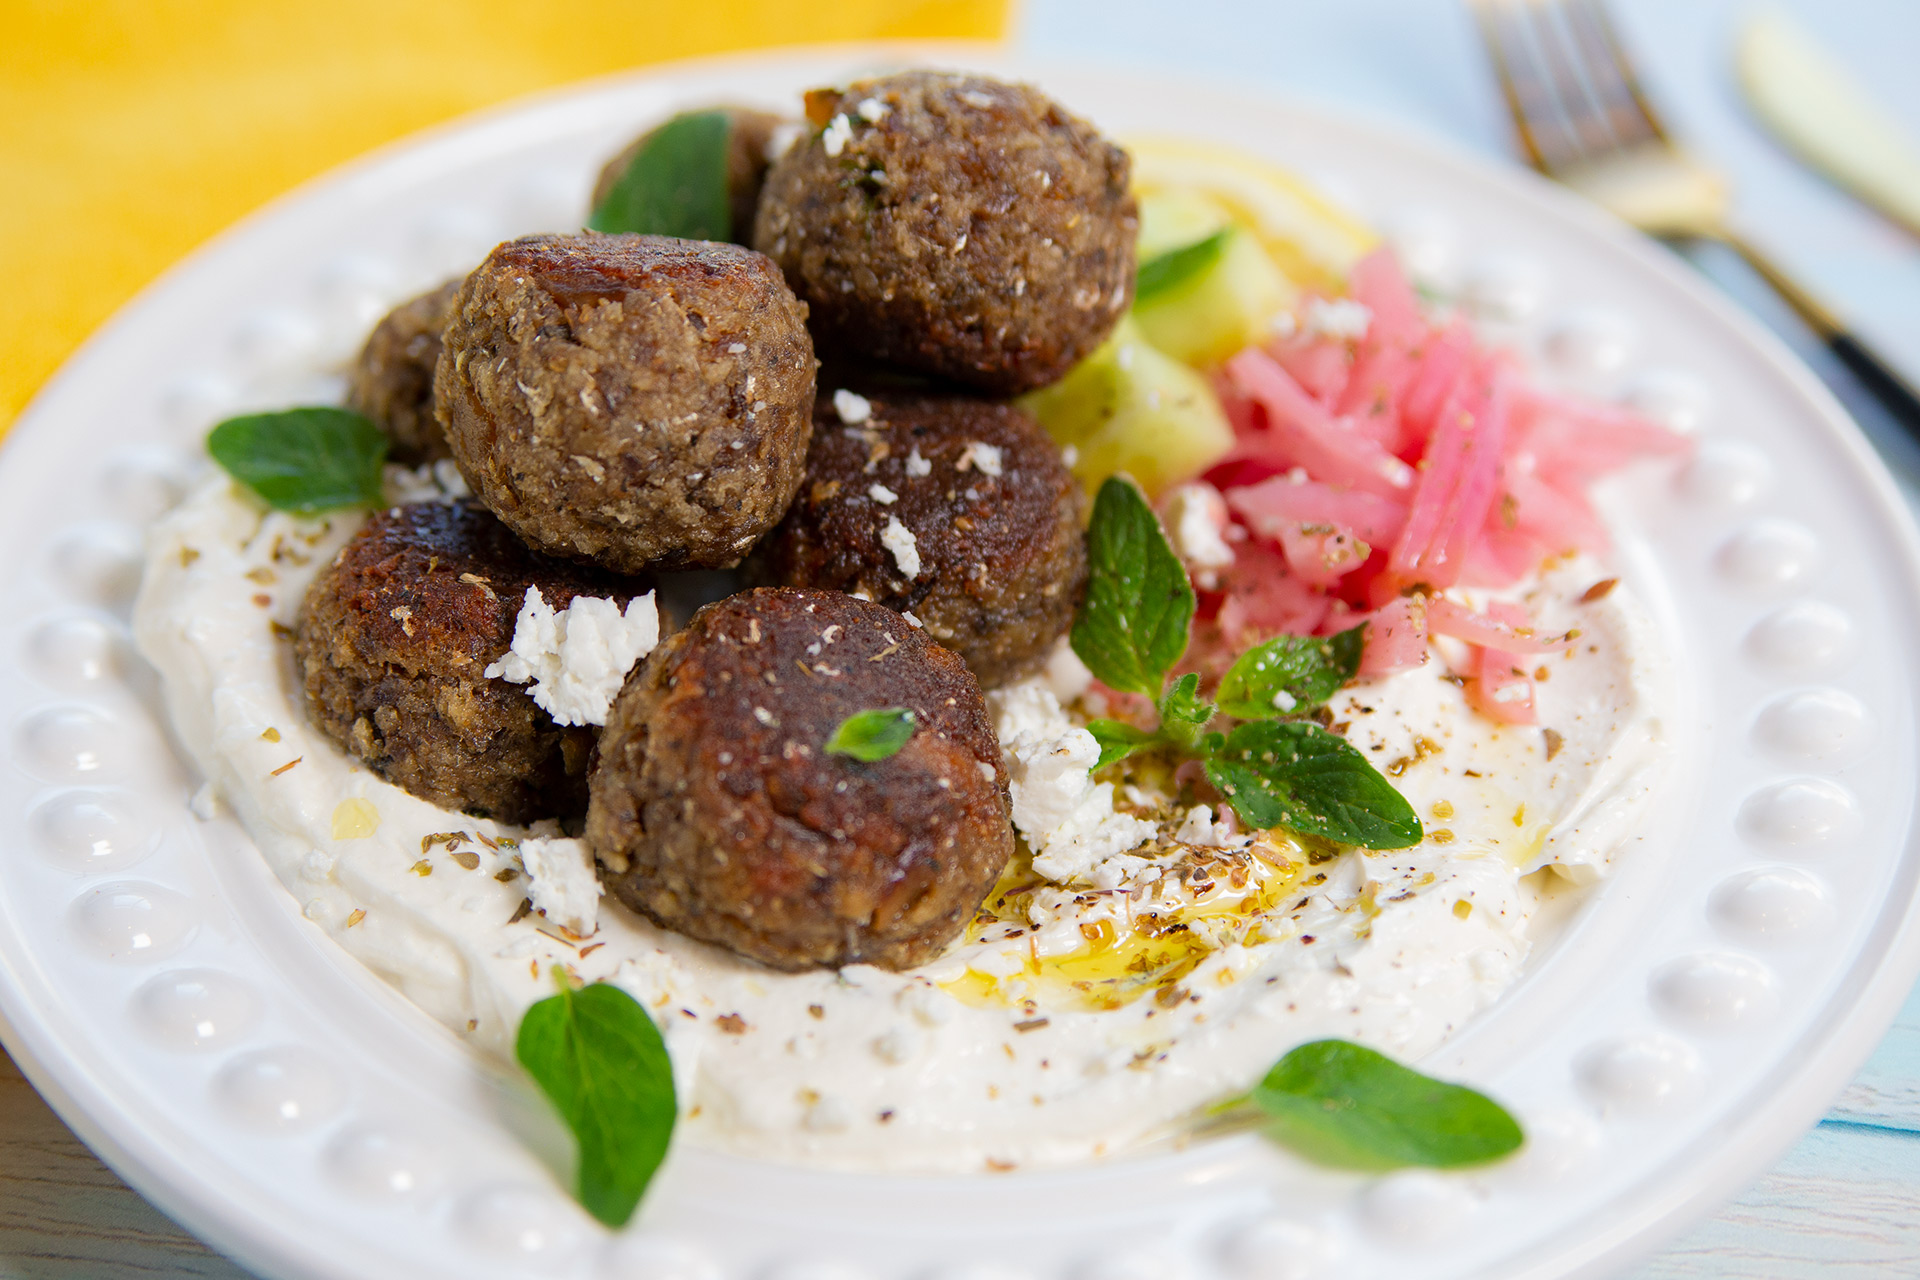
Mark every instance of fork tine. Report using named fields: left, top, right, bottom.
left=1565, top=0, right=1666, bottom=146
left=1517, top=0, right=1620, bottom=162
left=1471, top=0, right=1580, bottom=173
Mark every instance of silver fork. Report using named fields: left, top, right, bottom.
left=1471, top=0, right=1920, bottom=434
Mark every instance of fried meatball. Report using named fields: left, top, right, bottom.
left=589, top=587, right=1012, bottom=971
left=346, top=281, right=458, bottom=463
left=435, top=233, right=816, bottom=574
left=298, top=500, right=644, bottom=824
left=753, top=71, right=1137, bottom=395
left=591, top=106, right=791, bottom=245
left=752, top=391, right=1087, bottom=687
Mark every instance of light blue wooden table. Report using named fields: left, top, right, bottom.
left=2, top=3, right=1915, bottom=1276
left=1022, top=0, right=1920, bottom=1272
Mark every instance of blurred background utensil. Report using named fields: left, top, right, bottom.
left=1471, top=0, right=1920, bottom=436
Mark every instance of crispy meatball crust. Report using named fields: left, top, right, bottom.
left=346, top=281, right=458, bottom=464
left=298, top=500, right=643, bottom=825
left=589, top=588, right=1012, bottom=972
left=591, top=106, right=790, bottom=245
left=753, top=392, right=1087, bottom=687
left=435, top=233, right=816, bottom=574
left=752, top=71, right=1137, bottom=396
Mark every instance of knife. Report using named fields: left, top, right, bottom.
left=1736, top=8, right=1920, bottom=238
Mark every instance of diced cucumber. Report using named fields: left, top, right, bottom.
left=1132, top=224, right=1293, bottom=368
left=1021, top=317, right=1235, bottom=497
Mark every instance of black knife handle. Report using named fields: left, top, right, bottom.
left=1829, top=331, right=1920, bottom=437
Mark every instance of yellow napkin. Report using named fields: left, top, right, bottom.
left=0, top=0, right=1010, bottom=432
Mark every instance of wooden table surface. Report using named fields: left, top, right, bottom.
left=3, top=979, right=1916, bottom=1277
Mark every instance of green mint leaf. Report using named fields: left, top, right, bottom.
left=207, top=407, right=389, bottom=513
left=1157, top=672, right=1215, bottom=751
left=1071, top=476, right=1195, bottom=698
left=1135, top=228, right=1233, bottom=303
left=589, top=110, right=733, bottom=240
left=825, top=707, right=916, bottom=761
left=1251, top=1039, right=1523, bottom=1171
left=1087, top=718, right=1154, bottom=769
left=515, top=979, right=676, bottom=1228
left=1204, top=720, right=1422, bottom=849
left=1216, top=625, right=1366, bottom=720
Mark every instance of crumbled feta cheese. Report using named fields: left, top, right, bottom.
left=989, top=682, right=1156, bottom=887
left=868, top=483, right=898, bottom=505
left=727, top=342, right=747, bottom=353
left=1272, top=688, right=1298, bottom=712
left=519, top=835, right=601, bottom=936
left=1164, top=482, right=1235, bottom=570
left=822, top=114, right=853, bottom=157
left=833, top=388, right=872, bottom=423
left=1174, top=804, right=1239, bottom=848
left=905, top=447, right=932, bottom=477
left=881, top=516, right=921, bottom=578
left=484, top=587, right=660, bottom=727
left=1040, top=639, right=1094, bottom=704
left=956, top=441, right=1004, bottom=477
left=856, top=97, right=890, bottom=123
left=901, top=611, right=924, bottom=628
left=1303, top=297, right=1373, bottom=340
left=383, top=458, right=471, bottom=505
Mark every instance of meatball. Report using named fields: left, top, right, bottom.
left=591, top=106, right=790, bottom=245
left=298, top=500, right=644, bottom=825
left=435, top=233, right=816, bottom=574
left=752, top=391, right=1087, bottom=687
left=589, top=588, right=1012, bottom=971
left=753, top=71, right=1137, bottom=396
left=345, top=281, right=458, bottom=463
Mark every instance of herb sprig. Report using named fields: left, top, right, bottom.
left=1070, top=477, right=1421, bottom=849
left=825, top=707, right=917, bottom=761
left=207, top=407, right=389, bottom=513
left=515, top=973, right=676, bottom=1228
left=1135, top=228, right=1233, bottom=303
left=588, top=109, right=734, bottom=241
left=1228, top=1039, right=1524, bottom=1170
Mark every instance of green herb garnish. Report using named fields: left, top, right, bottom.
left=206, top=407, right=389, bottom=513
left=1070, top=476, right=1420, bottom=849
left=589, top=110, right=733, bottom=241
left=1135, top=228, right=1233, bottom=304
left=515, top=975, right=676, bottom=1228
left=825, top=707, right=917, bottom=761
left=1240, top=1039, right=1523, bottom=1171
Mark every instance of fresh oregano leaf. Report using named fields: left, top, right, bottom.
left=1205, top=720, right=1422, bottom=849
left=588, top=110, right=733, bottom=240
left=515, top=977, right=676, bottom=1228
left=1087, top=718, right=1154, bottom=769
left=1215, top=625, right=1366, bottom=720
left=1071, top=476, right=1195, bottom=698
left=1250, top=1039, right=1523, bottom=1171
left=825, top=707, right=916, bottom=761
left=206, top=407, right=389, bottom=514
left=1135, top=228, right=1233, bottom=303
left=1157, top=672, right=1215, bottom=751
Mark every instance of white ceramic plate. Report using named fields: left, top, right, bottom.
left=3, top=43, right=1918, bottom=1280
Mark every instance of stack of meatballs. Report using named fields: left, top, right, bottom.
left=306, top=71, right=1139, bottom=972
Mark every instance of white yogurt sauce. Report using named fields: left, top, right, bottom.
left=134, top=474, right=1670, bottom=1173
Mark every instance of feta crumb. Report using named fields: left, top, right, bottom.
left=727, top=342, right=747, bottom=353
left=905, top=447, right=932, bottom=477
left=881, top=516, right=921, bottom=578
left=1272, top=688, right=1298, bottom=712
left=868, top=483, right=898, bottom=505
left=856, top=97, right=890, bottom=123
left=960, top=90, right=997, bottom=109
left=833, top=388, right=872, bottom=423
left=1303, top=297, right=1373, bottom=340
left=822, top=114, right=853, bottom=157
left=1164, top=482, right=1235, bottom=570
left=519, top=835, right=602, bottom=936
left=1060, top=444, right=1079, bottom=468
left=902, top=611, right=924, bottom=628
left=484, top=587, right=660, bottom=727
left=1040, top=638, right=1094, bottom=704
left=989, top=682, right=1157, bottom=886
left=383, top=458, right=471, bottom=505
left=1174, top=804, right=1241, bottom=848
left=956, top=441, right=1004, bottom=476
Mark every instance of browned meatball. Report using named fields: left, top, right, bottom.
left=435, top=233, right=816, bottom=574
left=345, top=281, right=457, bottom=463
left=752, top=391, right=1087, bottom=687
left=298, top=500, right=645, bottom=824
left=753, top=71, right=1137, bottom=395
left=589, top=588, right=1012, bottom=971
left=591, top=106, right=791, bottom=245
